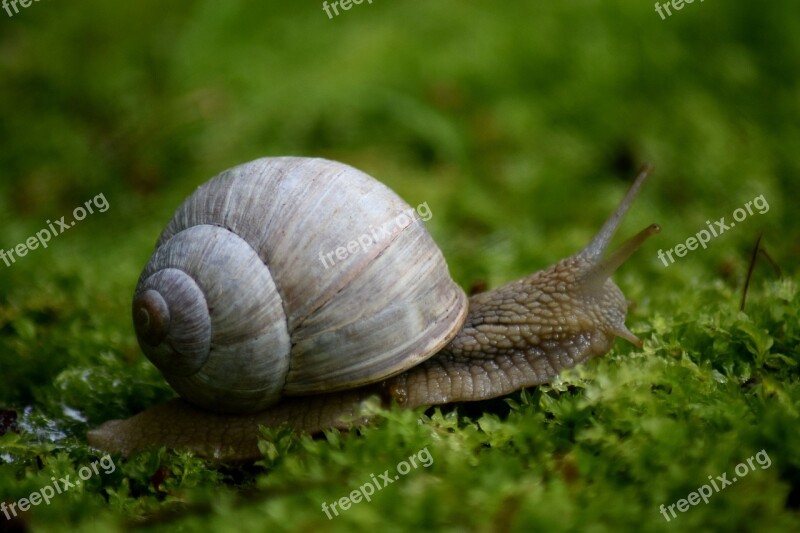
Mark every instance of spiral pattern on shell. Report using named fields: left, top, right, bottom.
left=132, top=157, right=468, bottom=413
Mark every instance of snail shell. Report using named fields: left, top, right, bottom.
left=132, top=157, right=468, bottom=413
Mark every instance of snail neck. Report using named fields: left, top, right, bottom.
left=383, top=254, right=636, bottom=408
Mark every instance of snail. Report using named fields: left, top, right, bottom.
left=87, top=157, right=660, bottom=461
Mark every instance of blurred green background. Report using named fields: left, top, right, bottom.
left=1, top=0, right=798, bottom=531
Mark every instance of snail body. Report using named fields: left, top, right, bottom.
left=88, top=157, right=659, bottom=461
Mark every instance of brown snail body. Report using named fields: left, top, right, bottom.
left=88, top=157, right=659, bottom=461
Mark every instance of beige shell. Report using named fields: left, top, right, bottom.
left=132, top=157, right=468, bottom=413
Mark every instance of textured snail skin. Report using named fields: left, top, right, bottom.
left=86, top=390, right=380, bottom=461
left=87, top=165, right=659, bottom=462
left=385, top=259, right=639, bottom=407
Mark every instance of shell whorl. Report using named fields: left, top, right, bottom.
left=133, top=157, right=468, bottom=413
left=133, top=225, right=291, bottom=412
